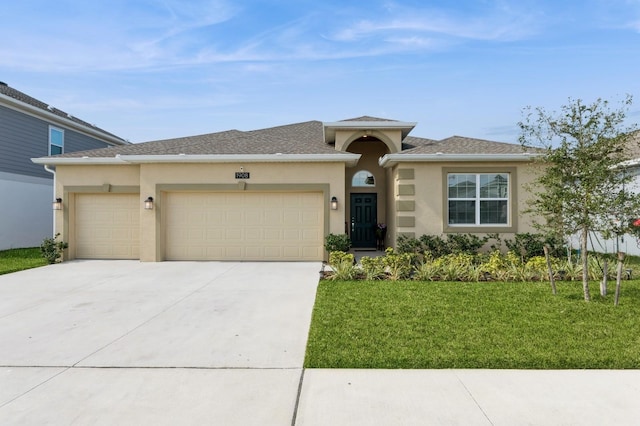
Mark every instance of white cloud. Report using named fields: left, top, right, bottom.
left=328, top=5, right=539, bottom=43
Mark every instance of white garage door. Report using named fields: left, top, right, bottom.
left=164, top=192, right=324, bottom=261
left=75, top=194, right=140, bottom=259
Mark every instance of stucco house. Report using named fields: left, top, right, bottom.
left=32, top=116, right=539, bottom=261
left=0, top=82, right=128, bottom=250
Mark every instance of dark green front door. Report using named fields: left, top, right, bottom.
left=350, top=193, right=377, bottom=248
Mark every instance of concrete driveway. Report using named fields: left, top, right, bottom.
left=3, top=261, right=640, bottom=425
left=0, top=260, right=319, bottom=425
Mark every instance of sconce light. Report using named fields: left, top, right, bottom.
left=52, top=198, right=62, bottom=210
left=144, top=196, right=154, bottom=210
left=330, top=196, right=338, bottom=210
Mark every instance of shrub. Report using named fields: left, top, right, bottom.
left=398, top=233, right=491, bottom=259
left=431, top=253, right=476, bottom=281
left=504, top=233, right=565, bottom=261
left=327, top=251, right=359, bottom=280
left=445, top=233, right=488, bottom=255
left=418, top=234, right=449, bottom=258
left=413, top=255, right=440, bottom=281
left=40, top=233, right=68, bottom=264
left=525, top=255, right=555, bottom=281
left=382, top=247, right=413, bottom=280
left=325, top=234, right=352, bottom=253
left=329, top=251, right=354, bottom=267
left=360, top=256, right=387, bottom=280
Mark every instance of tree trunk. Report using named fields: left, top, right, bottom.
left=600, top=259, right=608, bottom=297
left=543, top=245, right=557, bottom=295
left=615, top=252, right=624, bottom=306
left=581, top=226, right=591, bottom=301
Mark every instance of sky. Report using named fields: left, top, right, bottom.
left=2, top=0, right=640, bottom=144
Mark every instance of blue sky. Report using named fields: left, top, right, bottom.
left=2, top=0, right=640, bottom=143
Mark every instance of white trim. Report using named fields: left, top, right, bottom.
left=616, top=158, right=640, bottom=168
left=32, top=157, right=127, bottom=165
left=323, top=121, right=416, bottom=143
left=447, top=173, right=510, bottom=226
left=32, top=153, right=362, bottom=166
left=0, top=92, right=128, bottom=146
left=379, top=153, right=539, bottom=167
left=323, top=121, right=417, bottom=129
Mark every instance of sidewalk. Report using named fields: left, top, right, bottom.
left=296, top=369, right=640, bottom=425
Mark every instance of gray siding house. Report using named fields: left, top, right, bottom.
left=0, top=82, right=128, bottom=250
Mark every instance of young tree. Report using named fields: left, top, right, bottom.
left=519, top=96, right=639, bottom=301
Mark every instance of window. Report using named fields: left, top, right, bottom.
left=448, top=173, right=509, bottom=225
left=49, top=126, right=64, bottom=155
left=352, top=170, right=375, bottom=187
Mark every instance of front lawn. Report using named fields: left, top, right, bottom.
left=305, top=280, right=640, bottom=369
left=0, top=247, right=47, bottom=275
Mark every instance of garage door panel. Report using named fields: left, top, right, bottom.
left=75, top=194, right=140, bottom=259
left=165, top=192, right=323, bottom=261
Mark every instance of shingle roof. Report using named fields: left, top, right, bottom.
left=0, top=82, right=126, bottom=143
left=55, top=120, right=342, bottom=158
left=49, top=117, right=528, bottom=159
left=340, top=116, right=400, bottom=122
left=401, top=135, right=529, bottom=155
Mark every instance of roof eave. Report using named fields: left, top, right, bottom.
left=32, top=153, right=362, bottom=167
left=323, top=121, right=417, bottom=143
left=379, top=153, right=540, bottom=167
left=1, top=93, right=129, bottom=146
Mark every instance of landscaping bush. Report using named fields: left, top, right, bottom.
left=397, top=233, right=490, bottom=259
left=445, top=233, right=488, bottom=255
left=504, top=232, right=565, bottom=261
left=327, top=251, right=359, bottom=280
left=40, top=233, right=68, bottom=264
left=360, top=256, right=386, bottom=280
left=381, top=247, right=413, bottom=280
left=418, top=234, right=449, bottom=258
left=324, top=233, right=352, bottom=253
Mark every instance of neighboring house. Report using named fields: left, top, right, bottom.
left=581, top=131, right=640, bottom=256
left=0, top=82, right=128, bottom=250
left=32, top=116, right=540, bottom=261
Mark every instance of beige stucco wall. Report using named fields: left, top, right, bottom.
left=54, top=165, right=141, bottom=260
left=55, top=162, right=346, bottom=261
left=389, top=161, right=539, bottom=244
left=345, top=141, right=389, bottom=233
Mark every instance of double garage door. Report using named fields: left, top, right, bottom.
left=164, top=192, right=324, bottom=261
left=74, top=192, right=324, bottom=261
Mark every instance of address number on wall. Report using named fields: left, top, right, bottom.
left=235, top=172, right=250, bottom=179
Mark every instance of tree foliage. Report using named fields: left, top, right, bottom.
left=519, top=96, right=639, bottom=301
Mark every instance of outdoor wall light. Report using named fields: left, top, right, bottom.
left=52, top=198, right=62, bottom=210
left=144, top=196, right=154, bottom=210
left=330, top=196, right=338, bottom=210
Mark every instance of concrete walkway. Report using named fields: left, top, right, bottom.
left=1, top=261, right=640, bottom=425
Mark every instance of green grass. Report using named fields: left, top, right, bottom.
left=305, top=280, right=640, bottom=369
left=0, top=247, right=47, bottom=275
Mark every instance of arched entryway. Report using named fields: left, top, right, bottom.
left=345, top=137, right=389, bottom=248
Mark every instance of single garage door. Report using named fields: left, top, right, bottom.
left=164, top=192, right=324, bottom=261
left=75, top=193, right=140, bottom=259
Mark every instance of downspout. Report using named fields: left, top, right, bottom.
left=44, top=165, right=56, bottom=236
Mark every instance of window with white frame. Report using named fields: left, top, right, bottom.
left=447, top=173, right=509, bottom=225
left=49, top=126, right=64, bottom=155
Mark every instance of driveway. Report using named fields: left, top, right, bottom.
left=3, top=261, right=640, bottom=425
left=0, top=260, right=319, bottom=425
